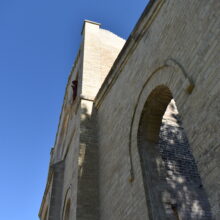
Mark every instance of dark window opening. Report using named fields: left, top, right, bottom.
left=71, top=80, right=78, bottom=101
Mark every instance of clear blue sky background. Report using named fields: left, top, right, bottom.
left=0, top=0, right=148, bottom=219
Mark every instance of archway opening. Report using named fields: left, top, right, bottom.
left=138, top=85, right=211, bottom=219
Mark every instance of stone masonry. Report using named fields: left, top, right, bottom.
left=39, top=1, right=220, bottom=220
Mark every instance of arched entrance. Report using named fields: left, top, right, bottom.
left=138, top=85, right=211, bottom=219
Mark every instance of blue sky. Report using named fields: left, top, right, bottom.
left=0, top=0, right=148, bottom=219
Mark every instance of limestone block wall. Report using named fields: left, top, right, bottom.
left=74, top=21, right=125, bottom=220
left=39, top=20, right=125, bottom=220
left=95, top=0, right=220, bottom=219
left=73, top=21, right=125, bottom=220
left=39, top=35, right=83, bottom=220
left=60, top=108, right=80, bottom=220
left=39, top=1, right=220, bottom=219
left=82, top=21, right=125, bottom=100
left=48, top=161, right=65, bottom=220
left=76, top=100, right=99, bottom=220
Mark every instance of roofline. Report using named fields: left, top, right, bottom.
left=81, top=20, right=101, bottom=35
left=94, top=0, right=165, bottom=108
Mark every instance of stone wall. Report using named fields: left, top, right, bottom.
left=95, top=0, right=220, bottom=219
left=82, top=21, right=125, bottom=100
left=39, top=20, right=125, bottom=220
left=48, top=161, right=65, bottom=220
left=76, top=100, right=99, bottom=220
left=39, top=1, right=220, bottom=219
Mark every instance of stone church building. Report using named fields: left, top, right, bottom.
left=39, top=0, right=220, bottom=219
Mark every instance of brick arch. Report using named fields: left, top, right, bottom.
left=129, top=61, right=193, bottom=181
left=137, top=85, right=174, bottom=219
left=133, top=84, right=212, bottom=219
left=139, top=85, right=172, bottom=143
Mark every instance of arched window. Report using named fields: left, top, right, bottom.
left=63, top=200, right=71, bottom=220
left=138, top=85, right=212, bottom=219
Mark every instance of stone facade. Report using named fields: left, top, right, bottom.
left=39, top=1, right=220, bottom=219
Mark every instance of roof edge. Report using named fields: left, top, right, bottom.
left=81, top=19, right=101, bottom=35
left=94, top=0, right=165, bottom=108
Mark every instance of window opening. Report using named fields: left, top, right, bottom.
left=71, top=80, right=78, bottom=101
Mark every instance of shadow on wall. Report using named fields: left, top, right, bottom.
left=138, top=85, right=212, bottom=220
left=76, top=105, right=99, bottom=220
left=158, top=110, right=212, bottom=219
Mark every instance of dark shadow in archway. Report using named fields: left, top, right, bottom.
left=138, top=85, right=212, bottom=220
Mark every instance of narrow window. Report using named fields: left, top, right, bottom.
left=71, top=80, right=78, bottom=101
